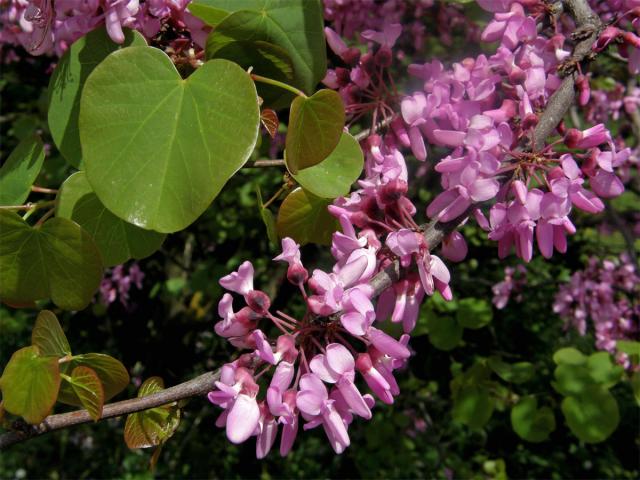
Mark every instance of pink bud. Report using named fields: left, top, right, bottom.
left=246, top=290, right=271, bottom=315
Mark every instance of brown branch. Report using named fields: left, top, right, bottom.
left=0, top=0, right=604, bottom=452
left=0, top=370, right=220, bottom=450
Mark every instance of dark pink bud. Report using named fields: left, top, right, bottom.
left=576, top=75, right=590, bottom=106
left=594, top=26, right=620, bottom=51
left=246, top=290, right=271, bottom=315
left=335, top=67, right=351, bottom=86
left=374, top=46, right=392, bottom=67
left=342, top=47, right=361, bottom=65
left=557, top=120, right=567, bottom=135
left=360, top=52, right=376, bottom=75
left=522, top=113, right=539, bottom=131
left=287, top=264, right=309, bottom=285
left=564, top=128, right=582, bottom=148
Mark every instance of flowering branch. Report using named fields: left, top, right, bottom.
left=0, top=0, right=609, bottom=453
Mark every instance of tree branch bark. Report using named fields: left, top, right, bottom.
left=0, top=0, right=604, bottom=451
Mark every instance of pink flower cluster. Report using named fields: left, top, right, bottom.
left=492, top=264, right=527, bottom=309
left=393, top=0, right=632, bottom=263
left=98, top=263, right=145, bottom=309
left=0, top=0, right=207, bottom=59
left=553, top=254, right=639, bottom=370
left=590, top=0, right=640, bottom=75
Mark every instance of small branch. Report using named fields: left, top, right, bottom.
left=353, top=117, right=393, bottom=143
left=31, top=186, right=58, bottom=195
left=0, top=370, right=220, bottom=450
left=244, top=159, right=286, bottom=168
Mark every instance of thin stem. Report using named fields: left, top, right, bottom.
left=35, top=208, right=55, bottom=227
left=31, top=186, right=58, bottom=195
left=262, top=186, right=286, bottom=209
left=250, top=74, right=307, bottom=98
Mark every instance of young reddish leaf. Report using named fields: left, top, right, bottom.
left=124, top=377, right=181, bottom=449
left=0, top=346, right=61, bottom=424
left=57, top=353, right=129, bottom=406
left=67, top=366, right=104, bottom=421
left=285, top=89, right=345, bottom=174
left=260, top=108, right=279, bottom=138
left=31, top=310, right=72, bottom=358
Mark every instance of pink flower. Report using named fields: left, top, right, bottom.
left=220, top=261, right=255, bottom=296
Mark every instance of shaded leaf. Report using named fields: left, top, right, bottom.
left=561, top=386, right=619, bottom=443
left=426, top=315, right=462, bottom=351
left=48, top=27, right=146, bottom=168
left=487, top=357, right=534, bottom=384
left=31, top=310, right=71, bottom=357
left=285, top=89, right=345, bottom=174
left=452, top=386, right=494, bottom=429
left=510, top=396, right=556, bottom=442
left=56, top=172, right=166, bottom=266
left=0, top=210, right=104, bottom=310
left=456, top=298, right=492, bottom=329
left=0, top=135, right=45, bottom=205
left=0, top=346, right=60, bottom=424
left=80, top=47, right=260, bottom=233
left=276, top=187, right=338, bottom=245
left=586, top=351, right=623, bottom=388
left=292, top=132, right=364, bottom=199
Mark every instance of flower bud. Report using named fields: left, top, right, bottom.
left=246, top=290, right=271, bottom=316
left=287, top=264, right=309, bottom=285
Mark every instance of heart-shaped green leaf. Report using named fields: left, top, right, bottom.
left=586, top=351, right=624, bottom=388
left=292, top=133, right=363, bottom=199
left=561, top=386, right=620, bottom=443
left=276, top=187, right=338, bottom=245
left=56, top=172, right=166, bottom=266
left=510, top=396, right=556, bottom=443
left=57, top=353, right=129, bottom=406
left=191, top=0, right=326, bottom=95
left=0, top=346, right=61, bottom=424
left=31, top=310, right=72, bottom=357
left=124, top=377, right=181, bottom=449
left=0, top=135, right=45, bottom=205
left=66, top=365, right=104, bottom=421
left=0, top=210, right=104, bottom=310
left=80, top=47, right=260, bottom=233
left=285, top=89, right=345, bottom=174
left=48, top=27, right=146, bottom=168
left=553, top=347, right=586, bottom=365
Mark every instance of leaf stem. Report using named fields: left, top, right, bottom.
left=262, top=186, right=286, bottom=209
left=250, top=74, right=307, bottom=98
left=31, top=186, right=59, bottom=195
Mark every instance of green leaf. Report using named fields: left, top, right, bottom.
left=205, top=11, right=296, bottom=107
left=510, top=396, right=556, bottom=443
left=292, top=133, right=364, bottom=199
left=552, top=363, right=595, bottom=396
left=255, top=186, right=278, bottom=245
left=285, top=89, right=345, bottom=174
left=124, top=377, right=181, bottom=449
left=56, top=172, right=166, bottom=266
left=48, top=27, right=146, bottom=168
left=31, top=310, right=72, bottom=357
left=66, top=366, right=104, bottom=421
left=631, top=371, right=640, bottom=406
left=57, top=353, right=129, bottom=406
left=616, top=340, right=640, bottom=356
left=0, top=346, right=60, bottom=424
left=0, top=210, right=104, bottom=310
left=191, top=0, right=326, bottom=95
left=487, top=357, right=534, bottom=384
left=561, top=386, right=620, bottom=443
left=586, top=352, right=624, bottom=388
left=426, top=315, right=462, bottom=351
left=456, top=297, right=493, bottom=329
left=452, top=386, right=494, bottom=429
left=80, top=47, right=260, bottom=233
left=553, top=347, right=587, bottom=365
left=0, top=135, right=45, bottom=205
left=276, top=187, right=338, bottom=245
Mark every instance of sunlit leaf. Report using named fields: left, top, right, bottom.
left=124, top=377, right=181, bottom=449
left=48, top=27, right=146, bottom=168
left=292, top=133, right=363, bottom=199
left=553, top=347, right=586, bottom=365
left=80, top=47, right=260, bottom=233
left=561, top=386, right=619, bottom=443
left=66, top=366, right=104, bottom=421
left=0, top=135, right=45, bottom=205
left=31, top=310, right=71, bottom=357
left=510, top=396, right=556, bottom=442
left=0, top=346, right=60, bottom=424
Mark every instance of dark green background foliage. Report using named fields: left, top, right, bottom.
left=1, top=34, right=639, bottom=480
